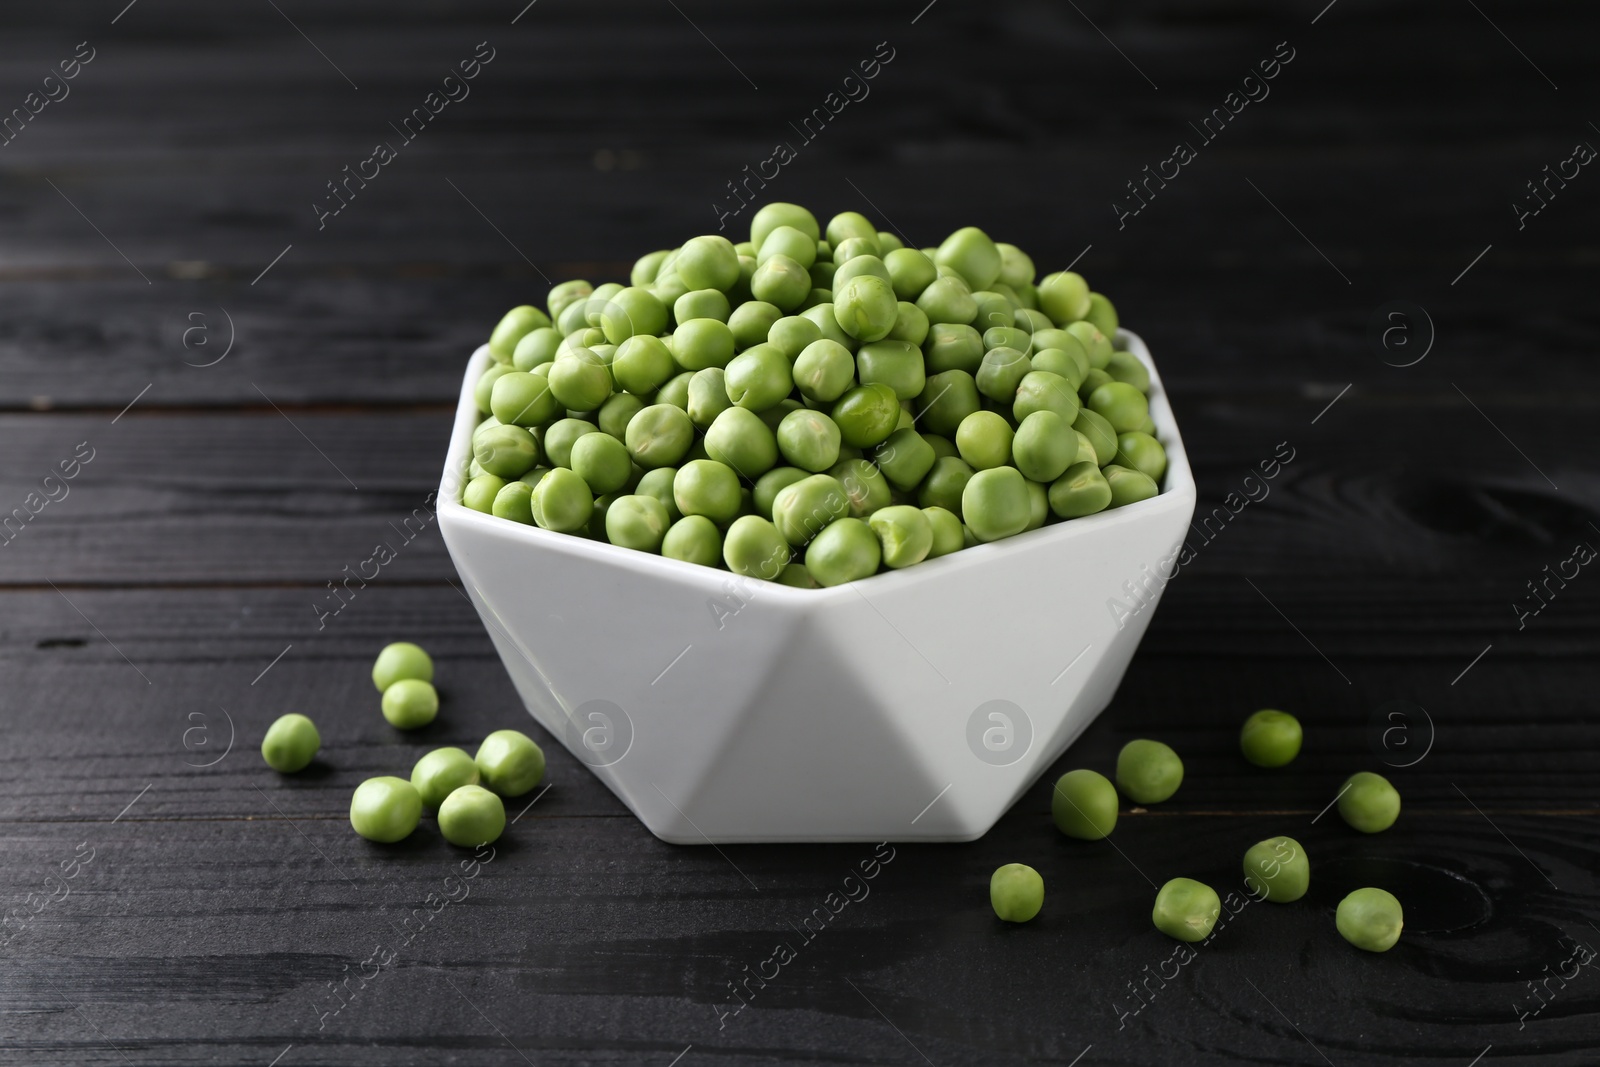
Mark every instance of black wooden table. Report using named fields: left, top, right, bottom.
left=3, top=1, right=1596, bottom=1063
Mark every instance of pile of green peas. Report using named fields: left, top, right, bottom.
left=259, top=641, right=547, bottom=849
left=462, top=203, right=1169, bottom=587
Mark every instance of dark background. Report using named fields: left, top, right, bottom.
left=2, top=1, right=1596, bottom=1064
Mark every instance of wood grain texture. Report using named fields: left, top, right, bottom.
left=0, top=0, right=1596, bottom=1063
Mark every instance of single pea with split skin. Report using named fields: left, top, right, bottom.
left=1152, top=878, right=1221, bottom=942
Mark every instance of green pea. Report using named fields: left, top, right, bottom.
left=1023, top=480, right=1049, bottom=531
left=1010, top=411, right=1077, bottom=484
left=983, top=325, right=1032, bottom=355
left=757, top=225, right=818, bottom=269
left=474, top=729, right=545, bottom=797
left=473, top=424, right=538, bottom=478
left=750, top=202, right=820, bottom=250
left=923, top=506, right=964, bottom=558
left=833, top=235, right=881, bottom=263
left=827, top=458, right=892, bottom=519
left=772, top=473, right=850, bottom=545
left=492, top=480, right=535, bottom=524
left=825, top=210, right=876, bottom=248
left=704, top=406, right=778, bottom=478
left=598, top=286, right=668, bottom=345
left=1073, top=409, right=1118, bottom=466
left=381, top=678, right=439, bottom=729
left=597, top=392, right=646, bottom=441
left=884, top=247, right=938, bottom=301
left=769, top=314, right=822, bottom=359
left=674, top=459, right=742, bottom=523
left=831, top=383, right=901, bottom=449
left=675, top=235, right=741, bottom=292
left=990, top=863, right=1045, bottom=923
left=1103, top=464, right=1159, bottom=508
left=1115, top=431, right=1167, bottom=483
left=512, top=327, right=562, bottom=371
left=672, top=317, right=735, bottom=372
left=805, top=516, right=881, bottom=586
left=632, top=249, right=671, bottom=286
left=918, top=455, right=974, bottom=515
left=489, top=305, right=551, bottom=363
left=435, top=783, right=506, bottom=847
left=1105, top=349, right=1150, bottom=392
left=934, top=226, right=1001, bottom=290
left=1243, top=835, right=1310, bottom=903
left=1013, top=370, right=1081, bottom=425
left=373, top=641, right=433, bottom=692
left=624, top=404, right=694, bottom=469
left=582, top=284, right=625, bottom=329
left=1240, top=709, right=1301, bottom=768
left=634, top=466, right=682, bottom=521
left=569, top=431, right=631, bottom=495
left=752, top=466, right=806, bottom=518
left=410, top=747, right=481, bottom=811
left=723, top=515, right=791, bottom=579
left=917, top=370, right=981, bottom=437
left=1110, top=738, right=1183, bottom=805
left=687, top=368, right=733, bottom=429
left=603, top=493, right=671, bottom=552
left=751, top=253, right=811, bottom=311
left=1151, top=877, right=1221, bottom=942
left=261, top=713, right=320, bottom=773
left=728, top=300, right=783, bottom=349
left=548, top=348, right=613, bottom=412
left=833, top=254, right=892, bottom=292
left=868, top=505, right=933, bottom=568
left=1085, top=292, right=1120, bottom=338
left=915, top=276, right=978, bottom=326
left=955, top=410, right=1014, bottom=471
left=776, top=409, right=842, bottom=473
left=475, top=364, right=514, bottom=414
left=537, top=418, right=589, bottom=468
left=837, top=336, right=918, bottom=400
left=876, top=231, right=904, bottom=254
left=1336, top=888, right=1403, bottom=952
left=887, top=301, right=930, bottom=346
left=962, top=466, right=1030, bottom=542
left=793, top=339, right=856, bottom=403
left=834, top=274, right=899, bottom=342
left=486, top=371, right=563, bottom=428
left=871, top=427, right=936, bottom=492
left=349, top=777, right=423, bottom=843
left=612, top=335, right=676, bottom=394
left=1078, top=367, right=1113, bottom=401
left=975, top=347, right=1032, bottom=402
left=1051, top=769, right=1118, bottom=840
left=463, top=473, right=506, bottom=513
left=662, top=514, right=723, bottom=566
left=1338, top=771, right=1401, bottom=833
left=547, top=280, right=593, bottom=324
left=1037, top=270, right=1091, bottom=325
left=530, top=466, right=593, bottom=532
left=724, top=343, right=793, bottom=410
left=1030, top=347, right=1087, bottom=390
left=778, top=562, right=819, bottom=588
left=800, top=302, right=857, bottom=351
left=923, top=433, right=958, bottom=459
left=656, top=370, right=694, bottom=410
left=1014, top=307, right=1053, bottom=334
left=1065, top=321, right=1113, bottom=369
left=996, top=242, right=1036, bottom=289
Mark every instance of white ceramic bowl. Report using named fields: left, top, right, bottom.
left=438, top=331, right=1196, bottom=843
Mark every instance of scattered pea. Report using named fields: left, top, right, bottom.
left=438, top=784, right=507, bottom=847
left=1336, top=888, right=1403, bottom=952
left=1115, top=739, right=1184, bottom=805
left=990, top=863, right=1045, bottom=923
left=381, top=678, right=439, bottom=730
left=261, top=713, right=320, bottom=773
left=350, top=777, right=423, bottom=843
left=1152, top=877, right=1221, bottom=942
left=411, top=747, right=481, bottom=811
left=1240, top=709, right=1301, bottom=768
left=1051, top=769, right=1118, bottom=840
left=1338, top=771, right=1401, bottom=833
left=372, top=642, right=433, bottom=693
left=475, top=729, right=546, bottom=797
left=1242, top=835, right=1310, bottom=903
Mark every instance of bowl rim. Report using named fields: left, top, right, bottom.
left=438, top=329, right=1196, bottom=599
